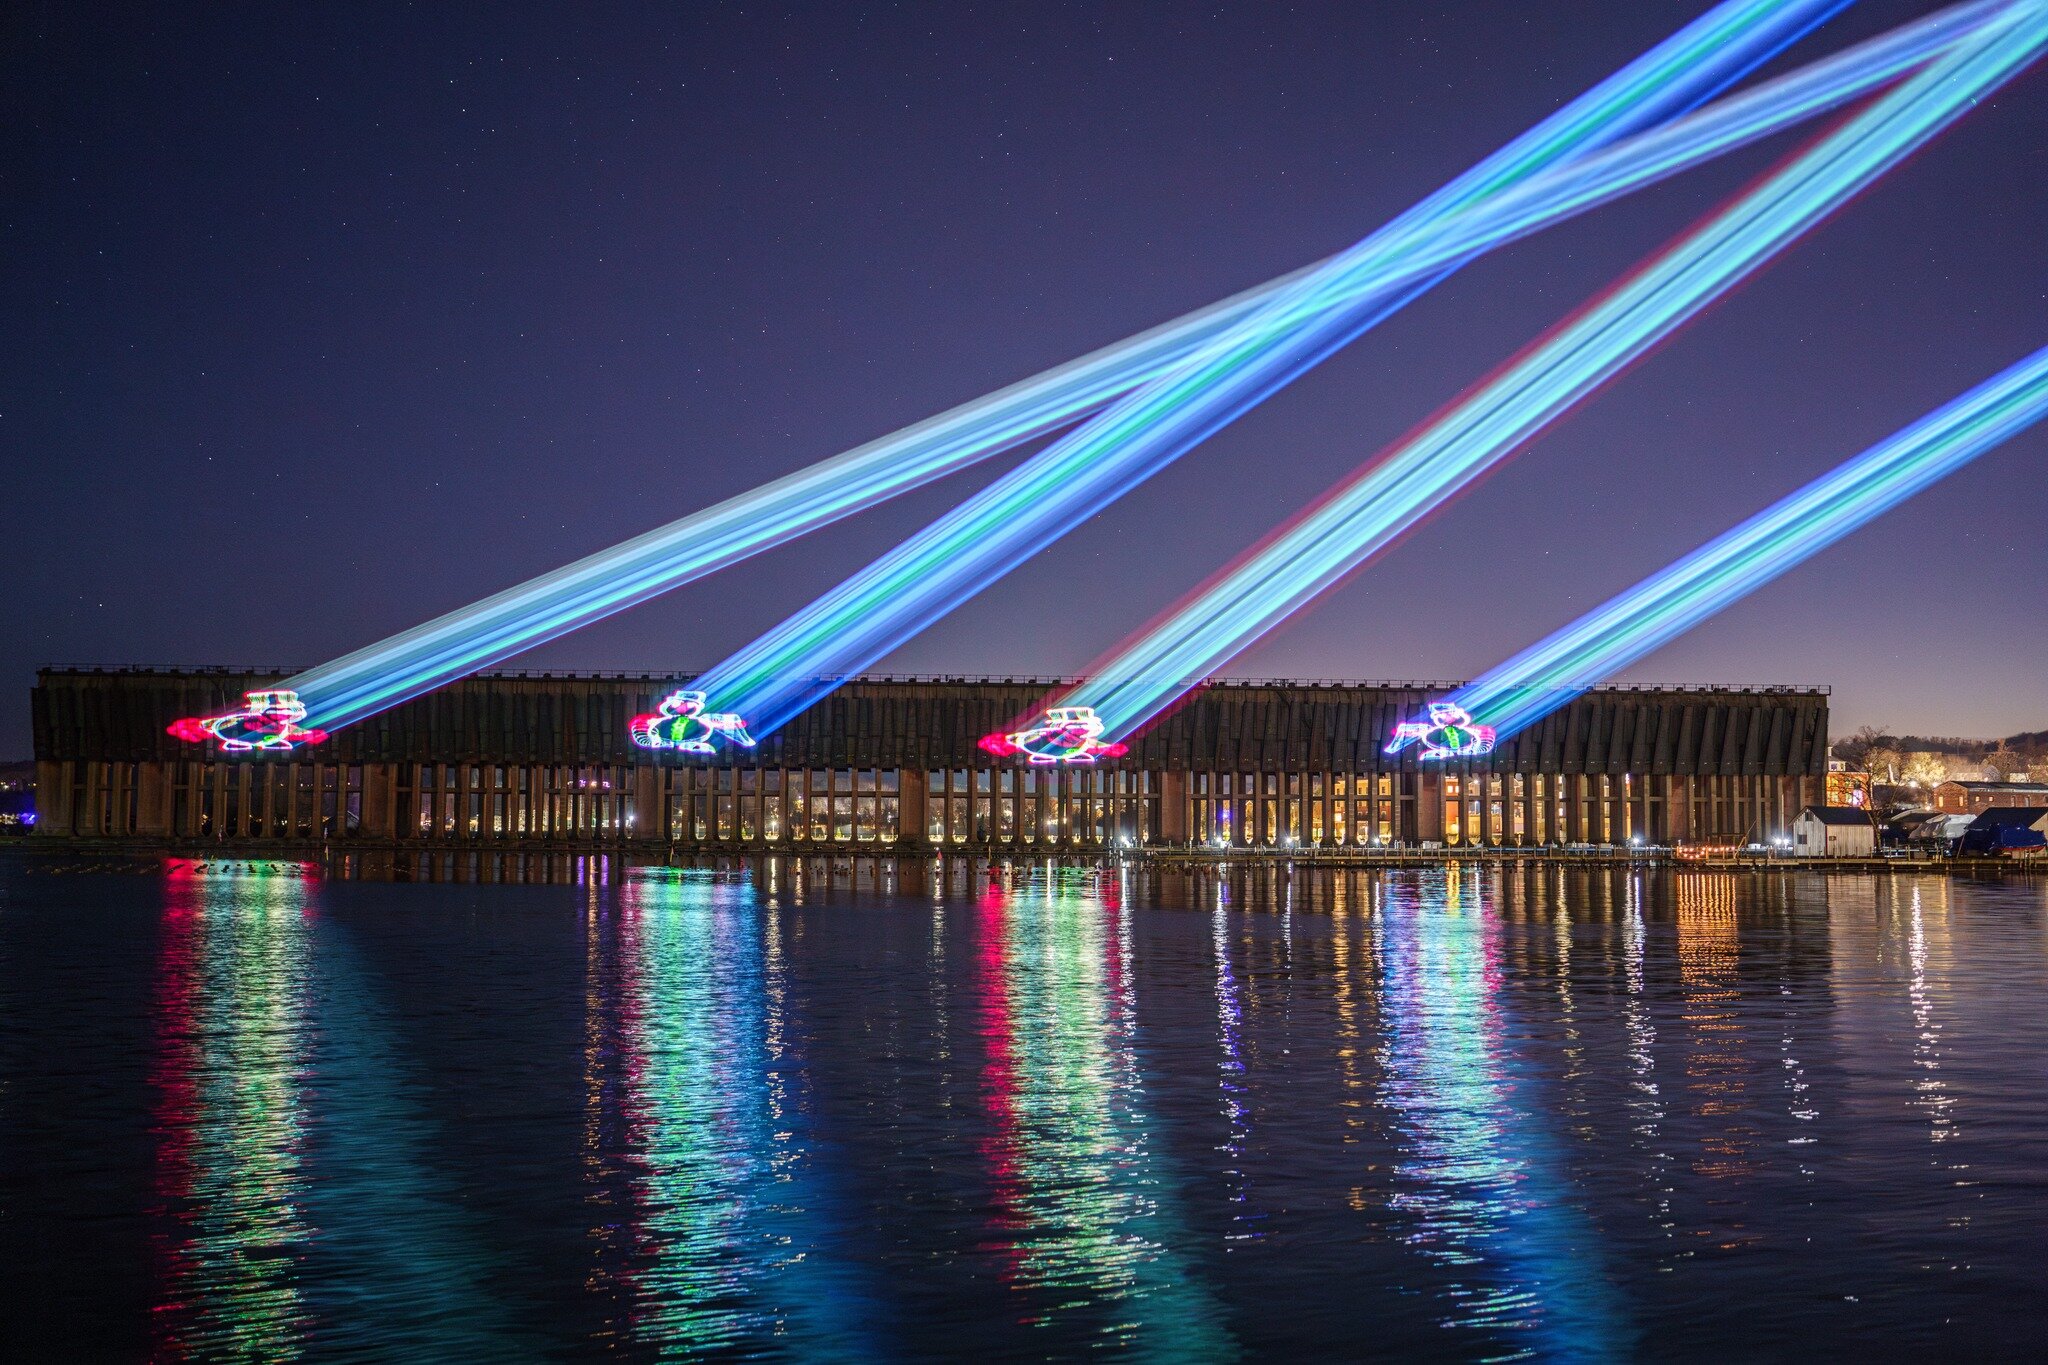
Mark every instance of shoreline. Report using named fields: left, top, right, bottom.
left=4, top=840, right=2040, bottom=877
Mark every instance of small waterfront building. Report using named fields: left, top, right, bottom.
left=1906, top=813, right=1975, bottom=854
left=1792, top=805, right=1878, bottom=858
left=1932, top=780, right=2048, bottom=815
left=1881, top=808, right=1944, bottom=848
left=1957, top=807, right=2048, bottom=857
left=30, top=668, right=1830, bottom=851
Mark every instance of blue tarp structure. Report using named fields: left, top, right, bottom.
left=1959, top=807, right=2048, bottom=856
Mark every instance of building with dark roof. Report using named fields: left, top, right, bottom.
left=1881, top=807, right=1945, bottom=848
left=1933, top=780, right=2048, bottom=815
left=1958, top=807, right=2048, bottom=856
left=1792, top=805, right=1878, bottom=857
left=31, top=667, right=1829, bottom=850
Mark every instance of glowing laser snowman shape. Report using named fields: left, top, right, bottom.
left=979, top=706, right=1129, bottom=765
left=167, top=689, right=330, bottom=752
left=629, top=690, right=758, bottom=753
left=1385, top=701, right=1497, bottom=759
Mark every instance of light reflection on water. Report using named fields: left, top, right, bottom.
left=1897, top=880, right=1957, bottom=1147
left=975, top=868, right=1234, bottom=1358
left=4, top=856, right=2047, bottom=1359
left=1209, top=878, right=1259, bottom=1250
left=151, top=862, right=317, bottom=1362
left=584, top=869, right=878, bottom=1358
left=150, top=862, right=520, bottom=1362
left=1377, top=866, right=1627, bottom=1360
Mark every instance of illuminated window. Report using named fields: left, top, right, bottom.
left=811, top=771, right=833, bottom=841
left=996, top=769, right=1017, bottom=843
left=761, top=771, right=784, bottom=840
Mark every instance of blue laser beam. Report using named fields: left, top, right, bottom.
left=1394, top=345, right=2048, bottom=748
left=253, top=0, right=2008, bottom=736
left=690, top=0, right=1860, bottom=738
left=1051, top=0, right=2048, bottom=745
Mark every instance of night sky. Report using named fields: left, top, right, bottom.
left=7, top=1, right=2044, bottom=759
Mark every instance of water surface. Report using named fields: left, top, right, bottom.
left=3, top=854, right=2045, bottom=1360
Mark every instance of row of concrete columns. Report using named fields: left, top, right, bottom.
left=35, top=759, right=1817, bottom=846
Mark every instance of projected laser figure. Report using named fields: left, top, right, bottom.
left=1420, top=345, right=2048, bottom=749
left=1016, top=2, right=2048, bottom=755
left=629, top=690, right=757, bottom=754
left=1386, top=703, right=1498, bottom=760
left=979, top=708, right=1129, bottom=765
left=167, top=690, right=329, bottom=753
left=191, top=0, right=2011, bottom=742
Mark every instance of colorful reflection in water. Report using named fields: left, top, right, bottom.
left=151, top=861, right=318, bottom=1362
left=976, top=869, right=1233, bottom=1356
left=149, top=859, right=516, bottom=1359
left=1377, top=866, right=1626, bottom=1358
left=585, top=869, right=874, bottom=1356
left=18, top=858, right=2034, bottom=1357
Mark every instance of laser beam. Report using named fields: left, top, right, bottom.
left=688, top=0, right=1860, bottom=739
left=1392, top=345, right=2048, bottom=750
left=1036, top=1, right=2048, bottom=748
left=228, top=0, right=2011, bottom=740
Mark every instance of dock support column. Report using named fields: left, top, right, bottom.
left=631, top=766, right=661, bottom=844
left=136, top=763, right=172, bottom=838
left=1778, top=776, right=1802, bottom=843
left=33, top=760, right=71, bottom=837
left=1666, top=776, right=1692, bottom=844
left=1417, top=772, right=1445, bottom=845
left=1159, top=771, right=1188, bottom=845
left=899, top=768, right=931, bottom=849
left=362, top=765, right=396, bottom=842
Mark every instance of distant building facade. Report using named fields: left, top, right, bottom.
left=31, top=668, right=1829, bottom=850
left=1933, top=780, right=2048, bottom=815
left=1793, top=805, right=1878, bottom=857
left=1825, top=760, right=1872, bottom=809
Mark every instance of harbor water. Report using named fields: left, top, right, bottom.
left=3, top=854, right=2044, bottom=1360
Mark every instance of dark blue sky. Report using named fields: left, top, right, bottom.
left=6, top=1, right=2044, bottom=757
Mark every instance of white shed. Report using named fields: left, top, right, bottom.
left=1793, top=805, right=1878, bottom=857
